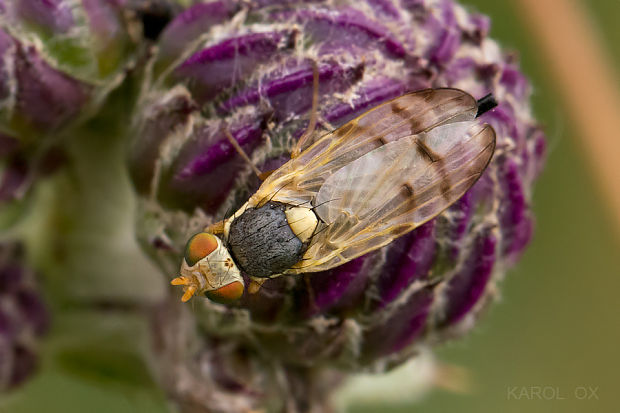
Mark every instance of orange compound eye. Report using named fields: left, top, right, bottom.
left=184, top=232, right=218, bottom=266
left=205, top=281, right=244, bottom=304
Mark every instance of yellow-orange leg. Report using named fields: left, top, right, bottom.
left=258, top=169, right=275, bottom=180
left=290, top=60, right=320, bottom=159
left=170, top=277, right=197, bottom=302
left=223, top=128, right=264, bottom=179
left=223, top=128, right=276, bottom=181
left=204, top=220, right=225, bottom=234
left=248, top=277, right=267, bottom=294
left=223, top=60, right=319, bottom=178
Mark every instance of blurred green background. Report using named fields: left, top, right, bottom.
left=2, top=0, right=620, bottom=412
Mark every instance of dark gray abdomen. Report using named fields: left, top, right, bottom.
left=227, top=202, right=306, bottom=278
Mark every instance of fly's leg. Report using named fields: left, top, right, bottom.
left=223, top=128, right=266, bottom=179
left=257, top=169, right=275, bottom=180
left=224, top=61, right=318, bottom=177
left=248, top=277, right=267, bottom=294
left=204, top=220, right=225, bottom=234
left=224, top=127, right=277, bottom=180
left=290, top=60, right=319, bottom=159
left=224, top=60, right=318, bottom=175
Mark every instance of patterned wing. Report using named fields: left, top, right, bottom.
left=290, top=120, right=495, bottom=272
left=248, top=88, right=478, bottom=208
left=240, top=88, right=495, bottom=273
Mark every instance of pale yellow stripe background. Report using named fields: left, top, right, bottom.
left=515, top=0, right=620, bottom=238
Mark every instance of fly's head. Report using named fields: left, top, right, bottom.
left=171, top=232, right=244, bottom=304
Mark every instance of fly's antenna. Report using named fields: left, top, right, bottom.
left=476, top=94, right=498, bottom=118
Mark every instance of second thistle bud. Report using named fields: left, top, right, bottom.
left=0, top=242, right=49, bottom=391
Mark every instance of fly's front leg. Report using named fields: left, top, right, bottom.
left=223, top=127, right=271, bottom=180
left=290, top=60, right=320, bottom=159
left=204, top=220, right=225, bottom=235
left=224, top=60, right=319, bottom=175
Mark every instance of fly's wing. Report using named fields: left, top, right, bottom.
left=288, top=121, right=495, bottom=273
left=248, top=89, right=478, bottom=209
left=243, top=88, right=495, bottom=273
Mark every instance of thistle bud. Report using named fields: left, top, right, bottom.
left=0, top=0, right=146, bottom=137
left=0, top=0, right=181, bottom=209
left=0, top=241, right=49, bottom=391
left=128, top=0, right=546, bottom=410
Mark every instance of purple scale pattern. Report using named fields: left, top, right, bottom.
left=442, top=231, right=497, bottom=325
left=156, top=1, right=239, bottom=73
left=161, top=121, right=265, bottom=211
left=174, top=31, right=294, bottom=103
left=218, top=60, right=365, bottom=117
left=362, top=286, right=435, bottom=359
left=374, top=221, right=436, bottom=307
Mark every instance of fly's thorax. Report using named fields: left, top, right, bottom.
left=226, top=202, right=318, bottom=278
left=223, top=201, right=250, bottom=237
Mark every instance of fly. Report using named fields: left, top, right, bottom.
left=172, top=64, right=497, bottom=304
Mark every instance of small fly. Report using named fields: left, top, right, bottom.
left=172, top=64, right=497, bottom=304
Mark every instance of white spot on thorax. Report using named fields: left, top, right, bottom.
left=284, top=207, right=318, bottom=244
